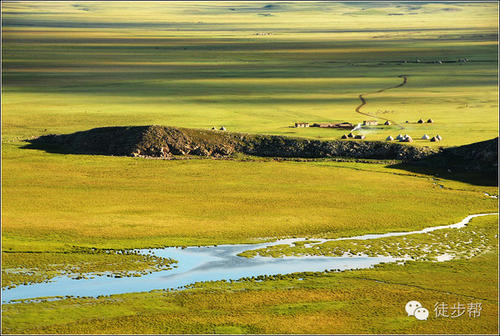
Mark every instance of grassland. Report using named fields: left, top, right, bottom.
left=2, top=143, right=497, bottom=251
left=1, top=1, right=498, bottom=334
left=2, top=2, right=498, bottom=146
left=2, top=246, right=498, bottom=334
left=2, top=248, right=176, bottom=289
left=239, top=213, right=498, bottom=262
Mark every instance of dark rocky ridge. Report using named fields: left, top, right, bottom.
left=26, top=125, right=439, bottom=161
left=24, top=125, right=498, bottom=185
left=24, top=126, right=498, bottom=177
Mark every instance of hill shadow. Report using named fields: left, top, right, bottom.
left=388, top=137, right=498, bottom=186
left=388, top=162, right=498, bottom=187
left=21, top=126, right=148, bottom=156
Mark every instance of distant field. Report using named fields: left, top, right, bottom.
left=2, top=1, right=498, bottom=146
left=1, top=1, right=498, bottom=334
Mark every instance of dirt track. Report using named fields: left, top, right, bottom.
left=354, top=75, right=407, bottom=129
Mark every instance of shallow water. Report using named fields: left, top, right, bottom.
left=1, top=242, right=396, bottom=304
left=1, top=213, right=497, bottom=304
left=303, top=213, right=498, bottom=244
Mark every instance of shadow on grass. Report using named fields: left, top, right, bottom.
left=388, top=162, right=498, bottom=187
left=388, top=138, right=498, bottom=186
left=21, top=126, right=147, bottom=156
left=22, top=141, right=83, bottom=155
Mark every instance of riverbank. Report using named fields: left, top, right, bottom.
left=2, top=244, right=498, bottom=334
left=2, top=213, right=497, bottom=304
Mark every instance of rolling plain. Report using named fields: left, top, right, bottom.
left=1, top=1, right=499, bottom=334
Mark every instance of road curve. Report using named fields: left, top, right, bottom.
left=355, top=75, right=407, bottom=129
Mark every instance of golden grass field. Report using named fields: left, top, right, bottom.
left=1, top=1, right=498, bottom=334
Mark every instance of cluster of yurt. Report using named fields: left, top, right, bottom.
left=386, top=134, right=443, bottom=142
left=396, top=134, right=413, bottom=142
left=417, top=118, right=434, bottom=124
left=385, top=134, right=412, bottom=142
left=430, top=134, right=442, bottom=142
left=341, top=133, right=365, bottom=140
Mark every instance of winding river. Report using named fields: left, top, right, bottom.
left=1, top=213, right=497, bottom=304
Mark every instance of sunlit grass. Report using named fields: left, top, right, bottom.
left=240, top=215, right=498, bottom=260
left=2, top=249, right=176, bottom=289
left=2, top=140, right=497, bottom=251
left=1, top=1, right=498, bottom=333
left=2, top=250, right=497, bottom=334
left=2, top=1, right=498, bottom=146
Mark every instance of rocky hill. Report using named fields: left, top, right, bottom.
left=25, top=125, right=439, bottom=161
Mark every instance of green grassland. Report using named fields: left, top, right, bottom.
left=1, top=1, right=498, bottom=334
left=2, top=244, right=498, bottom=334
left=240, top=213, right=498, bottom=262
left=2, top=248, right=177, bottom=290
left=2, top=1, right=498, bottom=145
left=2, top=144, right=497, bottom=251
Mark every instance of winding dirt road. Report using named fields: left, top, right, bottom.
left=355, top=75, right=407, bottom=130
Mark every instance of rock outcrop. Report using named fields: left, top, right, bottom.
left=26, top=125, right=440, bottom=161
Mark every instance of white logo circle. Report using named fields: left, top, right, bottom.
left=414, top=307, right=429, bottom=320
left=405, top=300, right=422, bottom=316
